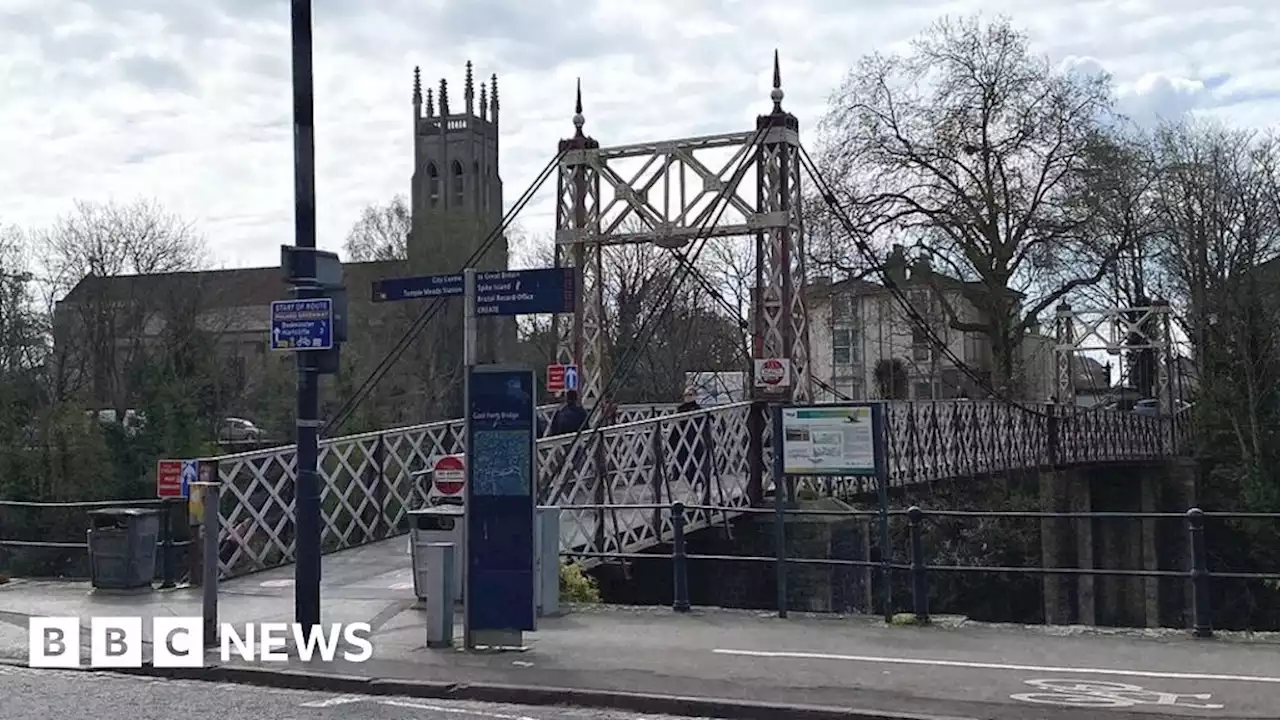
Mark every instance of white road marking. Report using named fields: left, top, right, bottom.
left=711, top=648, right=1280, bottom=685
left=380, top=699, right=541, bottom=719
left=1011, top=679, right=1225, bottom=710
left=259, top=579, right=295, bottom=588
left=298, top=695, right=364, bottom=708
left=389, top=582, right=414, bottom=590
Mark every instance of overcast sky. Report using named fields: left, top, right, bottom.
left=1, top=0, right=1276, bottom=271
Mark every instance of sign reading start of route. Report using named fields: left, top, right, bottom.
left=474, top=268, right=575, bottom=317
left=780, top=404, right=882, bottom=476
left=270, top=298, right=333, bottom=351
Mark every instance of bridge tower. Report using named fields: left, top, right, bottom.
left=1054, top=300, right=1177, bottom=411
left=553, top=53, right=812, bottom=407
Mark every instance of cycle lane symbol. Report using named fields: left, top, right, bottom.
left=1011, top=678, right=1226, bottom=710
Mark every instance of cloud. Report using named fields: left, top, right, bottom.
left=0, top=0, right=1276, bottom=273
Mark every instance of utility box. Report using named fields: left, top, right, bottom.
left=408, top=506, right=464, bottom=603
left=86, top=508, right=160, bottom=590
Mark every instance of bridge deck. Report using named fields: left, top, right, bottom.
left=206, top=400, right=1185, bottom=580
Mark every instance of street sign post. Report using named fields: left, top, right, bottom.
left=371, top=273, right=465, bottom=302
left=474, top=268, right=576, bottom=316
left=270, top=298, right=334, bottom=351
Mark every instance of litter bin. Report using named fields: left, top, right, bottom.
left=408, top=506, right=464, bottom=603
left=86, top=508, right=160, bottom=590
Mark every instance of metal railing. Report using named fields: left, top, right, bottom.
left=560, top=501, right=1280, bottom=639
left=0, top=498, right=191, bottom=586
left=1, top=402, right=1193, bottom=586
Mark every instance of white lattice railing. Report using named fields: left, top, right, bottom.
left=205, top=399, right=1181, bottom=579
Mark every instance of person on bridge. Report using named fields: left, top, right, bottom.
left=669, top=387, right=709, bottom=493
left=547, top=390, right=588, bottom=436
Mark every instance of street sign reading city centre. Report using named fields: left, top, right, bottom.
left=371, top=273, right=465, bottom=302
left=474, top=268, right=576, bottom=316
left=270, top=298, right=333, bottom=351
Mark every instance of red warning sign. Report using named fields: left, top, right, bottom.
left=433, top=454, right=465, bottom=496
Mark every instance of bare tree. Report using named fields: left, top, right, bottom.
left=1149, top=120, right=1280, bottom=482
left=817, top=15, right=1125, bottom=391
left=342, top=195, right=411, bottom=262
left=34, top=199, right=208, bottom=412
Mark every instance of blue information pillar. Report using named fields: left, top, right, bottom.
left=464, top=364, right=538, bottom=647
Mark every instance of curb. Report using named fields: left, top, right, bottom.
left=1, top=657, right=970, bottom=720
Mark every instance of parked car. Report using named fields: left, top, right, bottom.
left=218, top=417, right=264, bottom=443
left=1131, top=398, right=1192, bottom=417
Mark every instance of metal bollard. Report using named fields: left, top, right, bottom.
left=1186, top=508, right=1213, bottom=638
left=907, top=506, right=930, bottom=625
left=671, top=502, right=690, bottom=612
left=159, top=500, right=175, bottom=589
left=190, top=482, right=221, bottom=647
left=425, top=542, right=456, bottom=648
left=537, top=507, right=561, bottom=618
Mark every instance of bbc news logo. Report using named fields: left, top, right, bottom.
left=28, top=617, right=373, bottom=668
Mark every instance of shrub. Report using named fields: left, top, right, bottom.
left=559, top=559, right=600, bottom=603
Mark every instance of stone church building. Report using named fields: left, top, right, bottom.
left=54, top=62, right=517, bottom=431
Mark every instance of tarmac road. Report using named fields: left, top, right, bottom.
left=0, top=664, right=720, bottom=720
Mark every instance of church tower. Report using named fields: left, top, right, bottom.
left=408, top=62, right=513, bottom=364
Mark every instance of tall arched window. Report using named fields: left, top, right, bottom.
left=427, top=163, right=439, bottom=206
left=452, top=160, right=464, bottom=207
left=473, top=160, right=482, bottom=212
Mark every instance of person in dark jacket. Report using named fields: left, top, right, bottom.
left=670, top=387, right=708, bottom=491
left=548, top=390, right=588, bottom=436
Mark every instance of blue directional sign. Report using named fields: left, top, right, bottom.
left=372, top=273, right=464, bottom=302
left=465, top=364, right=537, bottom=634
left=270, top=298, right=333, bottom=351
left=474, top=268, right=576, bottom=316
left=563, top=364, right=579, bottom=391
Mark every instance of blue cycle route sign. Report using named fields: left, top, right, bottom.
left=474, top=268, right=575, bottom=316
left=270, top=298, right=333, bottom=351
left=371, top=273, right=464, bottom=302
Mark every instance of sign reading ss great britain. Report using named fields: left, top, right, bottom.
left=474, top=268, right=575, bottom=316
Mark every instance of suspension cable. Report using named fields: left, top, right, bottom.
left=324, top=149, right=567, bottom=435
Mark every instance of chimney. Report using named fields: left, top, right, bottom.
left=884, top=244, right=908, bottom=289
left=909, top=253, right=932, bottom=281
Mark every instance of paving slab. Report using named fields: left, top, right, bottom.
left=2, top=536, right=1278, bottom=720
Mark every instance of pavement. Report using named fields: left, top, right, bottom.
left=0, top=664, right=714, bottom=720
left=2, top=538, right=1280, bottom=720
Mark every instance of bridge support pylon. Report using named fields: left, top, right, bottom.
left=553, top=52, right=812, bottom=407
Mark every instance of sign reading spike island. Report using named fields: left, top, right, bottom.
left=779, top=404, right=886, bottom=477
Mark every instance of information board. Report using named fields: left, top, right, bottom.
left=464, top=364, right=537, bottom=633
left=779, top=403, right=884, bottom=476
